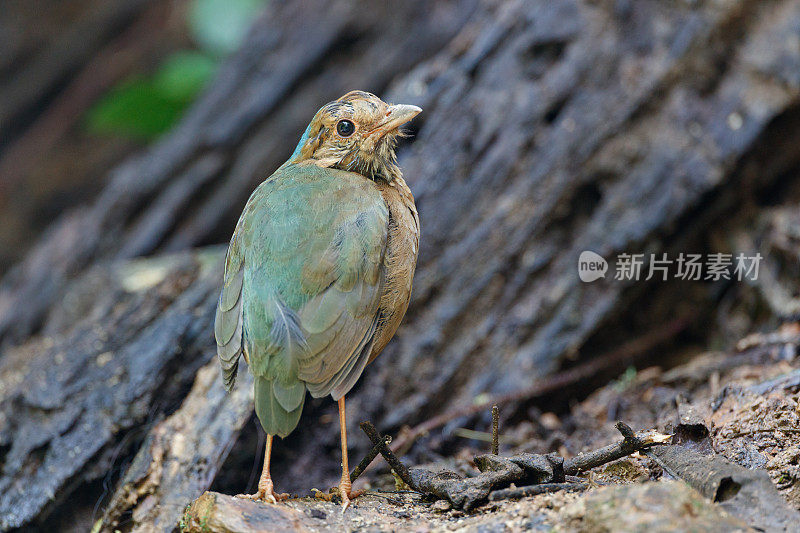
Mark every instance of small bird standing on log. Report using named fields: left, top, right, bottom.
left=215, top=91, right=421, bottom=508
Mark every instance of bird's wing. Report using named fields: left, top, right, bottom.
left=215, top=222, right=245, bottom=391
left=293, top=212, right=386, bottom=399
left=229, top=164, right=388, bottom=405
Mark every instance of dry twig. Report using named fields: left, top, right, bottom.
left=350, top=432, right=391, bottom=483
left=353, top=419, right=664, bottom=511
left=489, top=482, right=588, bottom=501
left=359, top=421, right=415, bottom=489
left=491, top=405, right=499, bottom=455
left=564, top=422, right=660, bottom=475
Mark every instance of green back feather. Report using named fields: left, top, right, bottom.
left=215, top=163, right=388, bottom=437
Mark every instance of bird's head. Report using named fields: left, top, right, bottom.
left=290, top=90, right=421, bottom=182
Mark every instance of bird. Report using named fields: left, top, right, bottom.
left=214, top=90, right=421, bottom=508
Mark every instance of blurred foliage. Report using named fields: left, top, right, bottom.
left=189, top=0, right=266, bottom=57
left=86, top=51, right=217, bottom=140
left=612, top=366, right=638, bottom=393
left=85, top=0, right=267, bottom=140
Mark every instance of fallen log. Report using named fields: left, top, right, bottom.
left=0, top=250, right=223, bottom=531
left=1, top=0, right=800, bottom=529
left=647, top=445, right=800, bottom=532
left=98, top=360, right=254, bottom=533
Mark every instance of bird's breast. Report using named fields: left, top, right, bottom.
left=369, top=176, right=420, bottom=362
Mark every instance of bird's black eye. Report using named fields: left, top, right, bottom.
left=336, top=119, right=355, bottom=137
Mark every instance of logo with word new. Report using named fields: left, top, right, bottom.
left=578, top=251, right=608, bottom=282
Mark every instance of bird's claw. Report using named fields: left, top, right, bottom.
left=336, top=483, right=363, bottom=511
left=312, top=485, right=363, bottom=510
left=235, top=491, right=289, bottom=503
left=235, top=480, right=288, bottom=503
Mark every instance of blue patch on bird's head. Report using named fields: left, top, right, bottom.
left=290, top=123, right=314, bottom=160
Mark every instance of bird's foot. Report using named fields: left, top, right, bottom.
left=235, top=479, right=288, bottom=503
left=336, top=480, right=363, bottom=511
left=312, top=485, right=363, bottom=510
left=235, top=490, right=290, bottom=503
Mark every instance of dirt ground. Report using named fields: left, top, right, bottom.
left=181, top=324, right=800, bottom=532
left=182, top=482, right=750, bottom=533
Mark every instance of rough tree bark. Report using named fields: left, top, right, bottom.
left=1, top=0, right=799, bottom=531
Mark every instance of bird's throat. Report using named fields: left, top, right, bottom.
left=336, top=133, right=402, bottom=182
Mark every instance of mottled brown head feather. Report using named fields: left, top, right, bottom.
left=292, top=91, right=421, bottom=182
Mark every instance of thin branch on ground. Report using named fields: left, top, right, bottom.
left=489, top=482, right=588, bottom=501
left=564, top=422, right=661, bottom=475
left=351, top=431, right=391, bottom=483
left=359, top=421, right=416, bottom=489
left=491, top=405, right=499, bottom=455
left=352, top=419, right=665, bottom=511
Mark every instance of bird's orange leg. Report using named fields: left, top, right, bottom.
left=236, top=434, right=289, bottom=503
left=337, top=396, right=363, bottom=510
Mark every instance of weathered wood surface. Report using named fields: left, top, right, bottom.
left=0, top=0, right=151, bottom=135
left=182, top=492, right=313, bottom=533
left=0, top=250, right=223, bottom=531
left=98, top=358, right=254, bottom=533
left=648, top=445, right=800, bottom=532
left=1, top=0, right=800, bottom=530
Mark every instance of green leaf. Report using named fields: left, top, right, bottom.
left=85, top=78, right=179, bottom=140
left=154, top=51, right=217, bottom=101
left=85, top=51, right=217, bottom=140
left=189, top=0, right=267, bottom=57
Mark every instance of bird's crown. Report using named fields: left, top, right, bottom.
left=290, top=91, right=421, bottom=182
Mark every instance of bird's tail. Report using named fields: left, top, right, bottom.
left=254, top=376, right=305, bottom=438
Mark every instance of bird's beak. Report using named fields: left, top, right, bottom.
left=370, top=104, right=422, bottom=138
